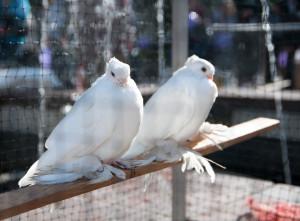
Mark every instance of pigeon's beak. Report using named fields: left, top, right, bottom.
left=207, top=74, right=214, bottom=81
left=118, top=78, right=129, bottom=87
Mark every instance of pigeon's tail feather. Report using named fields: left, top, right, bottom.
left=18, top=161, right=39, bottom=187
left=198, top=122, right=230, bottom=150
left=200, top=122, right=229, bottom=138
left=18, top=160, right=82, bottom=187
left=34, top=173, right=82, bottom=185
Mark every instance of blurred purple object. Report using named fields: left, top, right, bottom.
left=213, top=33, right=234, bottom=50
left=188, top=11, right=201, bottom=29
left=137, top=35, right=151, bottom=48
left=39, top=47, right=52, bottom=69
left=278, top=50, right=288, bottom=68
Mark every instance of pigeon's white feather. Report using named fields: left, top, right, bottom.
left=122, top=64, right=217, bottom=159
left=39, top=81, right=119, bottom=169
left=19, top=58, right=143, bottom=187
left=121, top=55, right=218, bottom=182
left=200, top=122, right=228, bottom=134
left=34, top=173, right=83, bottom=185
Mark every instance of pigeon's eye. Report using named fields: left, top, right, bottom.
left=111, top=72, right=115, bottom=77
left=201, top=67, right=207, bottom=72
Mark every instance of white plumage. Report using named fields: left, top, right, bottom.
left=121, top=55, right=218, bottom=182
left=19, top=57, right=143, bottom=187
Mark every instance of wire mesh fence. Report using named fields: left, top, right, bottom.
left=8, top=169, right=173, bottom=221
left=1, top=0, right=300, bottom=220
left=5, top=170, right=300, bottom=221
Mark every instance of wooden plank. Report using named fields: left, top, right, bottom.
left=186, top=117, right=280, bottom=155
left=0, top=117, right=279, bottom=219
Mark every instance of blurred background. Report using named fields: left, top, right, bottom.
left=1, top=0, right=300, bottom=220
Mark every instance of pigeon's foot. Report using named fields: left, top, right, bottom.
left=87, top=164, right=126, bottom=184
left=85, top=165, right=106, bottom=179
left=87, top=168, right=113, bottom=184
left=104, top=164, right=126, bottom=179
left=181, top=150, right=216, bottom=183
left=115, top=156, right=156, bottom=169
left=148, top=140, right=182, bottom=163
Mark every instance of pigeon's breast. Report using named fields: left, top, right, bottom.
left=172, top=77, right=217, bottom=142
left=94, top=86, right=143, bottom=162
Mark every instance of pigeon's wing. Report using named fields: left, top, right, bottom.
left=141, top=66, right=219, bottom=142
left=123, top=75, right=194, bottom=159
left=142, top=77, right=194, bottom=140
left=39, top=83, right=117, bottom=168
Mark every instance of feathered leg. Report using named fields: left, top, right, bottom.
left=117, top=141, right=157, bottom=169
left=149, top=139, right=218, bottom=183
left=115, top=139, right=182, bottom=169
left=180, top=148, right=216, bottom=183
left=115, top=156, right=156, bottom=169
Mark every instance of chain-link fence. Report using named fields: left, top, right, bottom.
left=1, top=0, right=300, bottom=220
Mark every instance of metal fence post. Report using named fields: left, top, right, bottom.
left=171, top=0, right=188, bottom=220
left=172, top=165, right=187, bottom=221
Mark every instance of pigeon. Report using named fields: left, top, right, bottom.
left=19, top=57, right=143, bottom=187
left=120, top=55, right=219, bottom=182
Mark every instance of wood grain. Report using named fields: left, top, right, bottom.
left=0, top=117, right=279, bottom=220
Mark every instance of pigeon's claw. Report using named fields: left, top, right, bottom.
left=87, top=164, right=126, bottom=184
left=104, top=164, right=126, bottom=180
left=181, top=151, right=215, bottom=183
left=87, top=167, right=113, bottom=184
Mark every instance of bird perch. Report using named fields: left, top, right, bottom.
left=0, top=117, right=279, bottom=219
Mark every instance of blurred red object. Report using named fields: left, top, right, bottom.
left=247, top=197, right=300, bottom=221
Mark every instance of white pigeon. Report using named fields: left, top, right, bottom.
left=120, top=55, right=218, bottom=182
left=19, top=57, right=143, bottom=187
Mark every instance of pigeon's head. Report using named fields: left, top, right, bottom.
left=106, top=57, right=130, bottom=86
left=185, top=55, right=215, bottom=80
